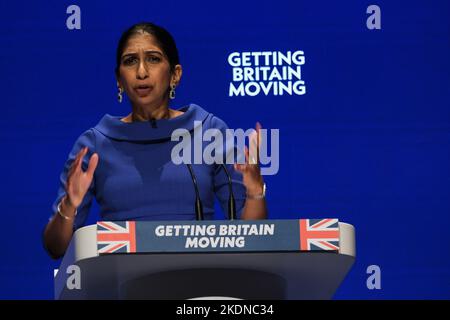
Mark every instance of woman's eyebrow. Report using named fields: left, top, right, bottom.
left=121, top=51, right=163, bottom=59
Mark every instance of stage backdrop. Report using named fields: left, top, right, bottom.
left=0, top=0, right=449, bottom=299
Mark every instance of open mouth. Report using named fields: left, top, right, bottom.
left=135, top=85, right=152, bottom=96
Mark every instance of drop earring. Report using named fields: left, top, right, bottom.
left=169, top=84, right=176, bottom=100
left=117, top=87, right=123, bottom=103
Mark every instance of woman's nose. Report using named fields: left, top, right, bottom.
left=136, top=61, right=148, bottom=79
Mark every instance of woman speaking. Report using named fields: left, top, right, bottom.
left=43, top=22, right=267, bottom=259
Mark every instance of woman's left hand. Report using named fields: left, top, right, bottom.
left=234, top=122, right=265, bottom=196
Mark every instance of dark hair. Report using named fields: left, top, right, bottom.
left=115, top=22, right=180, bottom=77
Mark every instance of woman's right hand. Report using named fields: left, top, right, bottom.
left=64, top=147, right=99, bottom=209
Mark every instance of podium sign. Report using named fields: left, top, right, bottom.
left=97, top=219, right=340, bottom=254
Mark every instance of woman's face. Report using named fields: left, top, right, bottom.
left=117, top=32, right=181, bottom=109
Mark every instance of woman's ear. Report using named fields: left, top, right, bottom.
left=172, top=64, right=183, bottom=85
left=115, top=71, right=122, bottom=88
left=116, top=78, right=123, bottom=89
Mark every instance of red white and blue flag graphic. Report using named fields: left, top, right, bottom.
left=299, top=219, right=340, bottom=251
left=97, top=221, right=136, bottom=254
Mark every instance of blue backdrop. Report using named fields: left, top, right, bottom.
left=0, top=0, right=449, bottom=299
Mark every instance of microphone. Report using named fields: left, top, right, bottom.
left=149, top=118, right=157, bottom=128
left=186, top=164, right=204, bottom=220
left=220, top=164, right=237, bottom=220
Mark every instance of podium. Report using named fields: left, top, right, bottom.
left=54, top=219, right=355, bottom=300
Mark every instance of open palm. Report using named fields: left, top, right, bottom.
left=65, top=147, right=99, bottom=208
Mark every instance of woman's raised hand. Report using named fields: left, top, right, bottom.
left=64, top=147, right=99, bottom=209
left=234, top=122, right=264, bottom=196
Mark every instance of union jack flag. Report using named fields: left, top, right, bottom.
left=97, top=221, right=136, bottom=254
left=299, top=219, right=340, bottom=251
